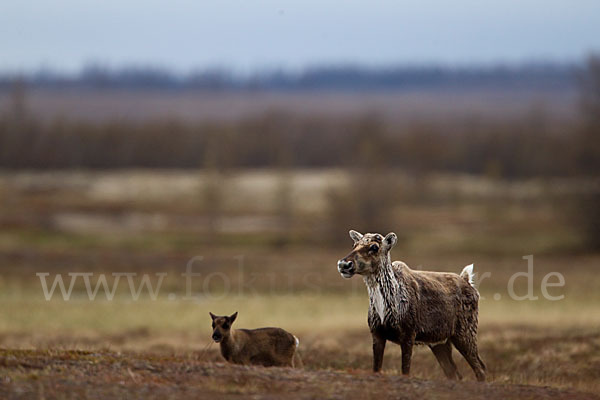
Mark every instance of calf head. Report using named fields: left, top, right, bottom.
left=337, top=230, right=397, bottom=278
left=209, top=311, right=238, bottom=343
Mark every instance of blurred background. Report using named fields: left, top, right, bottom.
left=0, top=0, right=599, bottom=392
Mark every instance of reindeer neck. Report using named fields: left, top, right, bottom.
left=363, top=254, right=406, bottom=323
left=219, top=330, right=238, bottom=361
left=363, top=254, right=396, bottom=288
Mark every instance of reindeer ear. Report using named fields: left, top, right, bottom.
left=209, top=312, right=216, bottom=320
left=383, top=232, right=397, bottom=250
left=349, top=230, right=363, bottom=244
left=229, top=312, right=238, bottom=323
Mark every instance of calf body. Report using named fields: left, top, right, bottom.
left=337, top=230, right=486, bottom=381
left=210, top=312, right=301, bottom=368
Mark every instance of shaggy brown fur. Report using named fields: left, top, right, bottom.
left=337, top=230, right=486, bottom=381
left=209, top=312, right=302, bottom=368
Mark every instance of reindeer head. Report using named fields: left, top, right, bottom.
left=337, top=230, right=397, bottom=278
left=209, top=311, right=237, bottom=343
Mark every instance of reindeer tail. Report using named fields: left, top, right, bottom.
left=292, top=335, right=303, bottom=368
left=460, top=264, right=475, bottom=287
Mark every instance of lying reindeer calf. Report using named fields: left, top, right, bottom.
left=209, top=311, right=302, bottom=368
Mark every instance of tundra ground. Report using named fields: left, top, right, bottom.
left=1, top=170, right=598, bottom=398
left=1, top=344, right=598, bottom=400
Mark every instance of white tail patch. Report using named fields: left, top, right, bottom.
left=294, top=335, right=300, bottom=348
left=460, top=264, right=475, bottom=287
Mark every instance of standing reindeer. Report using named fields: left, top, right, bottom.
left=337, top=230, right=486, bottom=381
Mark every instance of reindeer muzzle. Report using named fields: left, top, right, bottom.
left=337, top=259, right=355, bottom=278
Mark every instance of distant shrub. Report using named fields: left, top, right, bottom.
left=571, top=55, right=600, bottom=250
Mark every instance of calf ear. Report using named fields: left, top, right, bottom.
left=229, top=312, right=238, bottom=323
left=209, top=312, right=216, bottom=320
left=349, top=230, right=363, bottom=244
left=383, top=232, right=397, bottom=250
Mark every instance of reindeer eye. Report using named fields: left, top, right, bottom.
left=369, top=244, right=379, bottom=253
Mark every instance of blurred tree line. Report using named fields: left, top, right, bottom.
left=0, top=105, right=588, bottom=176
left=0, top=63, right=573, bottom=91
left=0, top=57, right=598, bottom=249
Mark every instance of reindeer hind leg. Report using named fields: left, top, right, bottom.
left=451, top=335, right=486, bottom=382
left=429, top=340, right=462, bottom=380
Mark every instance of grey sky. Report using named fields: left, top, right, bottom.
left=1, top=0, right=599, bottom=73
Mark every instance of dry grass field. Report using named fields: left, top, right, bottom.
left=2, top=348, right=598, bottom=400
left=1, top=169, right=599, bottom=399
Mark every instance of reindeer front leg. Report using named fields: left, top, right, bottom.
left=400, top=334, right=415, bottom=375
left=372, top=334, right=386, bottom=372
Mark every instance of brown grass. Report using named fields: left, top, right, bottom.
left=1, top=348, right=597, bottom=400
left=1, top=169, right=598, bottom=398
